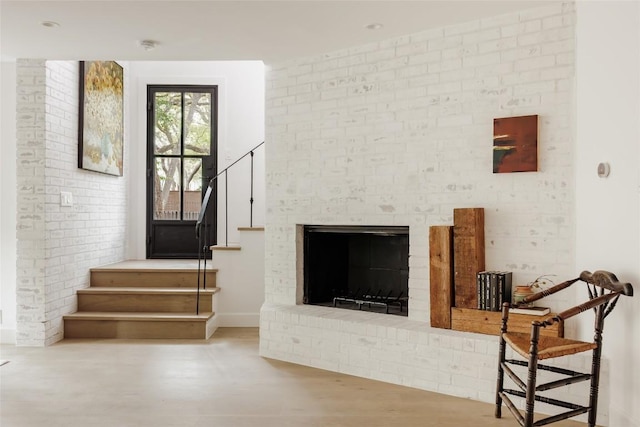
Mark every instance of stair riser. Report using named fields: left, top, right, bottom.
left=90, top=271, right=216, bottom=288
left=77, top=294, right=213, bottom=313
left=64, top=318, right=215, bottom=339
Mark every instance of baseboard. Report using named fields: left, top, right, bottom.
left=217, top=313, right=260, bottom=327
left=206, top=313, right=219, bottom=338
left=0, top=328, right=16, bottom=344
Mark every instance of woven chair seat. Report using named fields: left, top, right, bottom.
left=503, top=332, right=597, bottom=360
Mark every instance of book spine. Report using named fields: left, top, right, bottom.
left=489, top=272, right=498, bottom=311
left=477, top=272, right=482, bottom=310
left=497, top=273, right=504, bottom=311
left=485, top=272, right=490, bottom=311
left=480, top=271, right=487, bottom=310
left=483, top=272, right=489, bottom=310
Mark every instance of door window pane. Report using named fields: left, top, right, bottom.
left=154, top=92, right=182, bottom=155
left=154, top=157, right=181, bottom=220
left=183, top=158, right=203, bottom=220
left=184, top=92, right=211, bottom=156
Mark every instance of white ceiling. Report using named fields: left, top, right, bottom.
left=1, top=1, right=553, bottom=64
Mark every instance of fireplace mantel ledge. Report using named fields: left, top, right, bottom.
left=259, top=302, right=500, bottom=343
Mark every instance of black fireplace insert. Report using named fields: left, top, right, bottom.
left=303, top=225, right=409, bottom=316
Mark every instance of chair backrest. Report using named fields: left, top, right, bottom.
left=580, top=270, right=633, bottom=296
left=555, top=270, right=634, bottom=328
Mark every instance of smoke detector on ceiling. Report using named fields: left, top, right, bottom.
left=41, top=21, right=60, bottom=28
left=365, top=23, right=384, bottom=30
left=138, top=40, right=157, bottom=51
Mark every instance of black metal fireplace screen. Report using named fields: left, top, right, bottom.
left=303, top=225, right=409, bottom=316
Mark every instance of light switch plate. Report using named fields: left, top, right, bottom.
left=61, top=191, right=73, bottom=206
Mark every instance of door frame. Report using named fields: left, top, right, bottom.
left=145, top=84, right=218, bottom=259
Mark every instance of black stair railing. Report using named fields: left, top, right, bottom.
left=194, top=141, right=265, bottom=314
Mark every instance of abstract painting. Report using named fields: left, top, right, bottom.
left=493, top=115, right=538, bottom=173
left=78, top=61, right=124, bottom=176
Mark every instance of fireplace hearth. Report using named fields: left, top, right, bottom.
left=303, top=225, right=409, bottom=316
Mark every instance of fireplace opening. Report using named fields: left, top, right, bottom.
left=303, top=225, right=409, bottom=316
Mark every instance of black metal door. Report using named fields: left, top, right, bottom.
left=146, top=85, right=217, bottom=258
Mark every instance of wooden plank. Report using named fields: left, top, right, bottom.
left=63, top=313, right=216, bottom=339
left=210, top=245, right=242, bottom=251
left=90, top=270, right=216, bottom=288
left=451, top=308, right=563, bottom=337
left=63, top=311, right=214, bottom=321
left=77, top=289, right=216, bottom=313
left=79, top=287, right=219, bottom=295
left=429, top=226, right=453, bottom=329
left=453, top=208, right=485, bottom=308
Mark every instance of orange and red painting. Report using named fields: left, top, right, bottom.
left=493, top=115, right=538, bottom=173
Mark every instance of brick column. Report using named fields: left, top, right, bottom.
left=16, top=59, right=47, bottom=346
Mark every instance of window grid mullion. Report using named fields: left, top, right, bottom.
left=179, top=91, right=186, bottom=221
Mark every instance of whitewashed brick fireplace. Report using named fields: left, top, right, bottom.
left=259, top=2, right=608, bottom=424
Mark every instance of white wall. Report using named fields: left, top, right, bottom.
left=261, top=2, right=599, bottom=421
left=263, top=2, right=576, bottom=319
left=127, top=61, right=265, bottom=259
left=14, top=60, right=129, bottom=346
left=261, top=3, right=640, bottom=424
left=211, top=229, right=265, bottom=326
left=0, top=60, right=17, bottom=343
left=575, top=2, right=640, bottom=426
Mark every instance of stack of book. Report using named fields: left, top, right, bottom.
left=476, top=271, right=512, bottom=311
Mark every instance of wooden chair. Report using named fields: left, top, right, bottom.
left=495, top=270, right=633, bottom=427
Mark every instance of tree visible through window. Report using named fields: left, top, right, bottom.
left=151, top=89, right=215, bottom=220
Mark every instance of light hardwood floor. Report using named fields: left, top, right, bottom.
left=0, top=328, right=586, bottom=427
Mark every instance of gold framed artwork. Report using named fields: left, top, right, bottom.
left=493, top=115, right=538, bottom=173
left=78, top=61, right=124, bottom=176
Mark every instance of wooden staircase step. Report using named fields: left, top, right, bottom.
left=209, top=228, right=263, bottom=252
left=64, top=261, right=222, bottom=340
left=77, top=287, right=219, bottom=313
left=210, top=245, right=241, bottom=251
left=63, top=312, right=217, bottom=339
left=78, top=287, right=219, bottom=295
left=64, top=312, right=213, bottom=321
left=90, top=268, right=217, bottom=288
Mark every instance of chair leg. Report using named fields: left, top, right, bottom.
left=495, top=303, right=510, bottom=419
left=525, top=324, right=541, bottom=427
left=495, top=334, right=506, bottom=418
left=525, top=358, right=538, bottom=427
left=588, top=337, right=603, bottom=426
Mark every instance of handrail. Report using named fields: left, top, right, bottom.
left=207, top=141, right=265, bottom=191
left=195, top=140, right=265, bottom=239
left=194, top=140, right=265, bottom=314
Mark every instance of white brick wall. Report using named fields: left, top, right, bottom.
left=260, top=302, right=608, bottom=423
left=16, top=59, right=47, bottom=346
left=264, top=2, right=576, bottom=313
left=16, top=60, right=128, bottom=346
left=261, top=3, right=604, bottom=424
